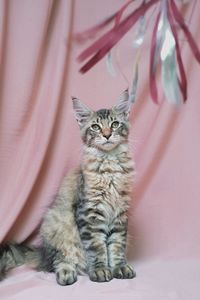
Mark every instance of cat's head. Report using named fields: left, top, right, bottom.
left=72, top=90, right=131, bottom=152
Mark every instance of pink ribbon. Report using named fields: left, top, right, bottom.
left=75, top=0, right=200, bottom=104
left=77, top=0, right=159, bottom=73
left=170, top=0, right=200, bottom=64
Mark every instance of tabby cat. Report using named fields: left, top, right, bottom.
left=0, top=90, right=136, bottom=285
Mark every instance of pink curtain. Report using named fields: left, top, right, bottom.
left=0, top=0, right=200, bottom=299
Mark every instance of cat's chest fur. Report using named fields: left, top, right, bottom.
left=81, top=147, right=134, bottom=221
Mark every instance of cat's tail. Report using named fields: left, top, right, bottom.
left=0, top=243, right=40, bottom=281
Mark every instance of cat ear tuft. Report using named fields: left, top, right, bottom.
left=72, top=97, right=92, bottom=125
left=113, top=89, right=131, bottom=117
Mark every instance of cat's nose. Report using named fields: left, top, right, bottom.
left=102, top=128, right=112, bottom=140
left=103, top=133, right=112, bottom=140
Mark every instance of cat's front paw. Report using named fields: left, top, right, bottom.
left=56, top=269, right=77, bottom=285
left=113, top=264, right=136, bottom=279
left=89, top=267, right=113, bottom=282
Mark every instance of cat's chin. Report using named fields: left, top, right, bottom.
left=96, top=142, right=118, bottom=152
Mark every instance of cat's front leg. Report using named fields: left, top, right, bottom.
left=107, top=216, right=136, bottom=279
left=77, top=215, right=113, bottom=282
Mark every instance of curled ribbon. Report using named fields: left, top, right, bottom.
left=75, top=0, right=200, bottom=104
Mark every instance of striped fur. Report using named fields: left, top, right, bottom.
left=0, top=91, right=136, bottom=285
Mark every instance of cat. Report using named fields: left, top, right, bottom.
left=0, top=90, right=136, bottom=285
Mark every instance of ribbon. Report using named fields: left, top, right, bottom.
left=75, top=0, right=200, bottom=105
left=106, top=51, right=116, bottom=76
left=170, top=0, right=200, bottom=64
left=132, top=15, right=146, bottom=48
left=167, top=1, right=187, bottom=101
left=129, top=61, right=139, bottom=104
left=150, top=11, right=161, bottom=104
left=78, top=0, right=159, bottom=73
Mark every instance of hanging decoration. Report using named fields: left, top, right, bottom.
left=75, top=0, right=199, bottom=105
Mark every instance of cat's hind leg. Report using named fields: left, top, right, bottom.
left=54, top=256, right=77, bottom=286
left=38, top=241, right=79, bottom=285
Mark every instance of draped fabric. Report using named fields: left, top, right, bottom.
left=0, top=1, right=200, bottom=299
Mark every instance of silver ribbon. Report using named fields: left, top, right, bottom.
left=129, top=62, right=139, bottom=104
left=106, top=51, right=116, bottom=77
left=132, top=16, right=146, bottom=48
left=159, top=0, right=182, bottom=104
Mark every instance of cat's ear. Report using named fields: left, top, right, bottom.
left=113, top=89, right=130, bottom=117
left=72, top=97, right=92, bottom=126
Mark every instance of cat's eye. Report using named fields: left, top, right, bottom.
left=111, top=121, right=120, bottom=129
left=91, top=124, right=101, bottom=131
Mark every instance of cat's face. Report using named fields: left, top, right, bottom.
left=72, top=90, right=131, bottom=152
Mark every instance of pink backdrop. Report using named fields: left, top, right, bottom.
left=0, top=0, right=200, bottom=299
